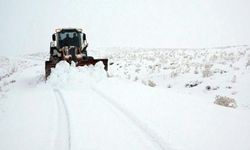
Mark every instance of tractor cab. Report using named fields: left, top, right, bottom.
left=52, top=28, right=87, bottom=49
left=50, top=28, right=89, bottom=61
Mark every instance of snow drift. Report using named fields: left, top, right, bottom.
left=47, top=61, right=107, bottom=88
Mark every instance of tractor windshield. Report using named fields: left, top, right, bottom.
left=58, top=31, right=81, bottom=48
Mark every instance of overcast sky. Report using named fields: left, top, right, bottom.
left=0, top=0, right=250, bottom=56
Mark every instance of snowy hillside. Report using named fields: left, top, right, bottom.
left=95, top=45, right=250, bottom=108
left=0, top=46, right=250, bottom=150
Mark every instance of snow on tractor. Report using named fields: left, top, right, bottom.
left=45, top=28, right=108, bottom=79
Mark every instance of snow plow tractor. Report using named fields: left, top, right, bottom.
left=45, top=28, right=108, bottom=79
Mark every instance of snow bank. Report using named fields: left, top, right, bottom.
left=47, top=61, right=108, bottom=88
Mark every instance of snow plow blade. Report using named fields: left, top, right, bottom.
left=45, top=59, right=108, bottom=79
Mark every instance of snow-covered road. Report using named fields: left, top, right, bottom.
left=49, top=64, right=170, bottom=150
left=0, top=47, right=250, bottom=150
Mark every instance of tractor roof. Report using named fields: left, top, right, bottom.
left=55, top=28, right=83, bottom=33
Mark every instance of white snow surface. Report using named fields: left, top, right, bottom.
left=0, top=46, right=250, bottom=150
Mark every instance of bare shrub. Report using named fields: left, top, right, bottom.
left=185, top=80, right=202, bottom=88
left=10, top=65, right=18, bottom=74
left=214, top=96, right=237, bottom=108
left=231, top=91, right=237, bottom=95
left=148, top=80, right=156, bottom=87
left=206, top=85, right=219, bottom=91
left=141, top=80, right=147, bottom=85
left=194, top=67, right=199, bottom=74
left=225, top=86, right=232, bottom=89
left=170, top=70, right=178, bottom=78
left=246, top=59, right=250, bottom=68
left=231, top=75, right=236, bottom=83
left=206, top=85, right=211, bottom=90
left=135, top=68, right=140, bottom=73
left=107, top=72, right=113, bottom=78
left=202, top=64, right=213, bottom=78
left=134, top=76, right=138, bottom=81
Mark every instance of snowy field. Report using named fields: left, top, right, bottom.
left=0, top=45, right=250, bottom=150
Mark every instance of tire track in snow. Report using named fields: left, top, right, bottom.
left=53, top=89, right=72, bottom=150
left=91, top=86, right=172, bottom=150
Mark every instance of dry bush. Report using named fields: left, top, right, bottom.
left=214, top=95, right=237, bottom=108
left=206, top=85, right=219, bottom=91
left=231, top=75, right=236, bottom=83
left=246, top=59, right=250, bottom=68
left=170, top=70, right=179, bottom=78
left=148, top=80, right=156, bottom=87
left=202, top=64, right=213, bottom=78
left=194, top=67, right=199, bottom=74
left=185, top=80, right=202, bottom=88
left=134, top=76, right=138, bottom=81
left=141, top=80, right=147, bottom=85
left=167, top=84, right=172, bottom=88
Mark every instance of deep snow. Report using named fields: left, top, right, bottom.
left=0, top=46, right=250, bottom=150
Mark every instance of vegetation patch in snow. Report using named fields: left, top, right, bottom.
left=214, top=95, right=237, bottom=108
